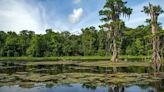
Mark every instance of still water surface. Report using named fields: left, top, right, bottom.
left=0, top=61, right=164, bottom=92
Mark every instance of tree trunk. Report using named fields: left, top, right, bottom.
left=152, top=35, right=161, bottom=72
left=150, top=3, right=161, bottom=72
left=152, top=36, right=161, bottom=62
left=111, top=38, right=118, bottom=62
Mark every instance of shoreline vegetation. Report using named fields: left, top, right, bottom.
left=1, top=56, right=163, bottom=68
left=0, top=56, right=151, bottom=61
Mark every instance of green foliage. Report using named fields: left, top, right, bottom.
left=26, top=35, right=47, bottom=57
left=81, top=27, right=98, bottom=55
left=142, top=4, right=164, bottom=15
left=126, top=39, right=144, bottom=55
left=0, top=1, right=163, bottom=58
left=0, top=25, right=163, bottom=57
left=99, top=0, right=132, bottom=62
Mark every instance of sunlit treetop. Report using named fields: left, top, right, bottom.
left=142, top=3, right=164, bottom=16
left=99, top=0, right=132, bottom=22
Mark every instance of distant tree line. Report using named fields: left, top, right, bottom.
left=0, top=25, right=163, bottom=57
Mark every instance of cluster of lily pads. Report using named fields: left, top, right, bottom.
left=0, top=72, right=163, bottom=88
left=0, top=61, right=164, bottom=89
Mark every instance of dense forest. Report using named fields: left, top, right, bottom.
left=0, top=1, right=164, bottom=61
left=0, top=25, right=163, bottom=57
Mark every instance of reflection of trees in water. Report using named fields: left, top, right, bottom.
left=46, top=83, right=54, bottom=88
left=112, top=67, right=117, bottom=73
left=82, top=81, right=164, bottom=92
left=82, top=82, right=97, bottom=90
left=82, top=83, right=125, bottom=92
left=128, top=80, right=164, bottom=92
left=110, top=66, right=152, bottom=74
left=17, top=81, right=164, bottom=91
left=108, top=85, right=124, bottom=92
left=2, top=61, right=163, bottom=75
left=149, top=79, right=164, bottom=92
left=151, top=62, right=162, bottom=73
left=0, top=62, right=25, bottom=74
left=107, top=83, right=162, bottom=92
left=161, top=64, right=164, bottom=72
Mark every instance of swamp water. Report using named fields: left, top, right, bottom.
left=0, top=61, right=164, bottom=92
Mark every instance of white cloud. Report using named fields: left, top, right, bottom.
left=69, top=8, right=83, bottom=24
left=0, top=0, right=47, bottom=34
left=70, top=12, right=102, bottom=34
left=73, top=0, right=81, bottom=4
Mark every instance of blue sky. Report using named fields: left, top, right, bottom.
left=0, top=0, right=164, bottom=34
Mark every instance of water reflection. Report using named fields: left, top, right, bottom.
left=0, top=61, right=164, bottom=92
left=1, top=62, right=163, bottom=74
left=0, top=82, right=164, bottom=92
left=151, top=63, right=163, bottom=73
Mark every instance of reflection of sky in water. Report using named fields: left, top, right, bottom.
left=0, top=84, right=156, bottom=92
left=125, top=86, right=156, bottom=92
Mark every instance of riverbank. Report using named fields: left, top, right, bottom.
left=0, top=56, right=150, bottom=61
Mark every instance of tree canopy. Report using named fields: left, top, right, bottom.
left=0, top=1, right=163, bottom=60
left=0, top=24, right=163, bottom=57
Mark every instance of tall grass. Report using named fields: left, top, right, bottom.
left=0, top=55, right=150, bottom=61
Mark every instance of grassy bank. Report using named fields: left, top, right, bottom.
left=0, top=56, right=150, bottom=61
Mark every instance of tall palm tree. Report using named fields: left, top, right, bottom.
left=99, top=0, right=132, bottom=62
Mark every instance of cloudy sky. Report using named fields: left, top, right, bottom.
left=0, top=0, right=164, bottom=34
